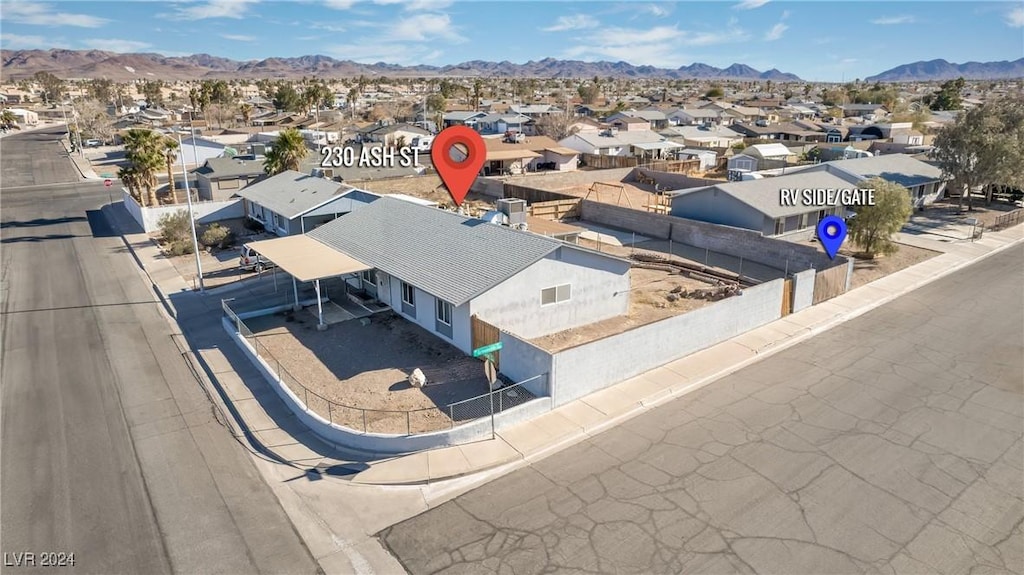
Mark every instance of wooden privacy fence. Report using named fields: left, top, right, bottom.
left=812, top=263, right=848, bottom=304
left=781, top=278, right=794, bottom=316
left=637, top=159, right=701, bottom=174
left=471, top=315, right=501, bottom=368
left=580, top=154, right=638, bottom=169
left=529, top=199, right=581, bottom=220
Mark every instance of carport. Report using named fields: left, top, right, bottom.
left=244, top=235, right=371, bottom=329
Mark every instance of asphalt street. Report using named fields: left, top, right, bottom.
left=382, top=245, right=1024, bottom=574
left=0, top=129, right=320, bottom=574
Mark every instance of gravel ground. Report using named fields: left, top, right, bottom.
left=245, top=311, right=491, bottom=434
left=842, top=242, right=940, bottom=289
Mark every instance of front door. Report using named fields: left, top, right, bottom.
left=376, top=272, right=391, bottom=306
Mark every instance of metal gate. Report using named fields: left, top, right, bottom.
left=470, top=315, right=501, bottom=368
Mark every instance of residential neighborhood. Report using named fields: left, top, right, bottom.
left=2, top=1, right=1022, bottom=574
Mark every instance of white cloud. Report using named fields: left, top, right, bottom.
left=542, top=15, right=600, bottom=32
left=311, top=22, right=347, bottom=32
left=164, top=0, right=258, bottom=20
left=734, top=0, right=770, bottom=10
left=1007, top=6, right=1024, bottom=27
left=391, top=13, right=464, bottom=42
left=764, top=23, right=788, bottom=41
left=323, top=0, right=357, bottom=8
left=562, top=23, right=749, bottom=67
left=642, top=4, right=670, bottom=17
left=4, top=1, right=109, bottom=27
left=841, top=58, right=858, bottom=64
left=400, top=0, right=454, bottom=10
left=1, top=33, right=70, bottom=49
left=871, top=15, right=916, bottom=25
left=221, top=34, right=256, bottom=41
left=81, top=38, right=152, bottom=52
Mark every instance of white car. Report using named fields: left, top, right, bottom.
left=85, top=139, right=102, bottom=147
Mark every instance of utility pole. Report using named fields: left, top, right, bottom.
left=177, top=129, right=204, bottom=293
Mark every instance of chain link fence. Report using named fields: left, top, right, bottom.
left=223, top=300, right=545, bottom=437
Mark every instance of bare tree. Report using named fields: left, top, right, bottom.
left=535, top=112, right=580, bottom=141
left=75, top=98, right=115, bottom=142
left=205, top=103, right=235, bottom=129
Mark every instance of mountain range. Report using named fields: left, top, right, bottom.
left=866, top=58, right=1024, bottom=82
left=1, top=50, right=802, bottom=81
left=3, top=50, right=1023, bottom=83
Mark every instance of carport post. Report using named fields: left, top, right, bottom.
left=315, top=279, right=326, bottom=330
left=292, top=277, right=300, bottom=311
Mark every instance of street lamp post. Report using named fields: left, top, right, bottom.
left=176, top=129, right=205, bottom=293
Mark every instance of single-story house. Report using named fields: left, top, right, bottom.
left=667, top=108, right=725, bottom=126
left=606, top=110, right=669, bottom=130
left=559, top=131, right=627, bottom=156
left=670, top=170, right=854, bottom=240
left=606, top=115, right=650, bottom=132
left=729, top=143, right=795, bottom=172
left=840, top=104, right=888, bottom=118
left=442, top=111, right=488, bottom=129
left=483, top=135, right=579, bottom=175
left=237, top=170, right=380, bottom=235
left=475, top=112, right=535, bottom=136
left=509, top=104, right=562, bottom=118
left=194, top=156, right=267, bottom=201
left=805, top=154, right=948, bottom=207
left=6, top=108, right=39, bottom=125
left=303, top=197, right=631, bottom=352
left=661, top=125, right=745, bottom=148
left=357, top=122, right=431, bottom=147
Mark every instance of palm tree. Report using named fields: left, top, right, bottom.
left=263, top=128, right=308, bottom=175
left=122, top=128, right=165, bottom=207
left=118, top=165, right=141, bottom=203
left=239, top=103, right=253, bottom=126
left=162, top=136, right=180, bottom=204
left=0, top=109, right=17, bottom=130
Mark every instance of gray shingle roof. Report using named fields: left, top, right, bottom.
left=194, top=157, right=266, bottom=178
left=822, top=154, right=944, bottom=188
left=677, top=170, right=864, bottom=218
left=237, top=170, right=349, bottom=219
left=308, top=197, right=563, bottom=306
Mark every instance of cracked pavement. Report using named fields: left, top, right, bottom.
left=380, top=245, right=1024, bottom=575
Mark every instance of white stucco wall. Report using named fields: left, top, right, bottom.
left=472, top=246, right=631, bottom=339
left=390, top=279, right=473, bottom=354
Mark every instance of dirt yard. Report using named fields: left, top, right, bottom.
left=244, top=311, right=492, bottom=434
left=158, top=219, right=270, bottom=289
left=929, top=198, right=1023, bottom=229
left=349, top=172, right=495, bottom=214
left=841, top=242, right=940, bottom=289
left=531, top=266, right=719, bottom=353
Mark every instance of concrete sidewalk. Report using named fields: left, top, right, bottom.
left=349, top=225, right=1024, bottom=485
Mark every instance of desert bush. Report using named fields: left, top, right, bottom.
left=165, top=239, right=194, bottom=256
left=200, top=223, right=232, bottom=248
left=157, top=209, right=193, bottom=244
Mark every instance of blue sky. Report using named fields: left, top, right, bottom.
left=2, top=1, right=1023, bottom=81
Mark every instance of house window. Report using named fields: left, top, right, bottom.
left=800, top=213, right=810, bottom=229
left=361, top=270, right=373, bottom=283
left=435, top=299, right=452, bottom=326
left=541, top=284, right=571, bottom=306
left=401, top=281, right=415, bottom=306
left=774, top=218, right=786, bottom=235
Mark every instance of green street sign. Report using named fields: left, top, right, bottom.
left=472, top=342, right=503, bottom=358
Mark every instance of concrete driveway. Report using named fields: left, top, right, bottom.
left=381, top=246, right=1023, bottom=574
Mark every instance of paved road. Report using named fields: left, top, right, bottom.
left=1, top=129, right=320, bottom=574
left=382, top=246, right=1024, bottom=574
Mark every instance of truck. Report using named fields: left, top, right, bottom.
left=410, top=135, right=434, bottom=151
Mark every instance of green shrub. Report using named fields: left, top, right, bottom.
left=166, top=239, right=194, bottom=256
left=200, top=223, right=231, bottom=248
left=157, top=210, right=193, bottom=244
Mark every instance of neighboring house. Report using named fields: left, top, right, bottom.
left=509, top=104, right=562, bottom=118
left=7, top=108, right=39, bottom=125
left=442, top=111, right=488, bottom=129
left=483, top=135, right=580, bottom=175
left=178, top=136, right=230, bottom=168
left=840, top=104, right=888, bottom=118
left=730, top=122, right=826, bottom=143
left=559, top=131, right=627, bottom=156
left=357, top=122, right=430, bottom=147
left=667, top=108, right=724, bottom=126
left=677, top=148, right=719, bottom=171
left=730, top=143, right=795, bottom=172
left=193, top=156, right=267, bottom=201
left=566, top=116, right=608, bottom=133
left=670, top=170, right=855, bottom=240
left=806, top=154, right=948, bottom=207
left=606, top=115, right=650, bottom=132
left=574, top=105, right=615, bottom=117
left=606, top=110, right=669, bottom=130
left=306, top=197, right=632, bottom=352
left=475, top=112, right=535, bottom=136
left=237, top=170, right=379, bottom=235
left=661, top=125, right=745, bottom=148
left=615, top=129, right=684, bottom=160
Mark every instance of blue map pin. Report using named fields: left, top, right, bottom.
left=817, top=215, right=847, bottom=260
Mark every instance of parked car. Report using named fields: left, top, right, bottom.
left=84, top=139, right=102, bottom=147
left=239, top=244, right=275, bottom=273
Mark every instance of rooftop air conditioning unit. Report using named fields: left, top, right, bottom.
left=497, top=198, right=527, bottom=226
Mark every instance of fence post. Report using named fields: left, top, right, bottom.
left=489, top=389, right=496, bottom=440
left=449, top=404, right=454, bottom=429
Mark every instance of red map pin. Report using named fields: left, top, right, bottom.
left=431, top=126, right=486, bottom=207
